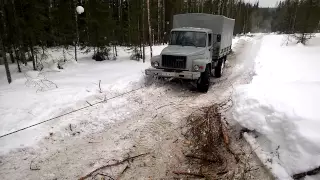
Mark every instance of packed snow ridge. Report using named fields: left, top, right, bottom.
left=233, top=34, right=320, bottom=180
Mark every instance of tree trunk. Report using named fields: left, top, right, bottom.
left=73, top=0, right=78, bottom=61
left=162, top=0, right=165, bottom=44
left=11, top=0, right=26, bottom=65
left=9, top=46, right=15, bottom=63
left=212, top=0, right=215, bottom=14
left=142, top=0, right=146, bottom=62
left=147, top=0, right=153, bottom=58
left=20, top=47, right=27, bottom=65
left=74, top=45, right=77, bottom=61
left=13, top=46, right=21, bottom=72
left=157, top=0, right=161, bottom=44
left=1, top=41, right=12, bottom=84
left=128, top=0, right=131, bottom=44
left=29, top=43, right=36, bottom=70
left=201, top=0, right=204, bottom=13
left=0, top=0, right=12, bottom=83
left=291, top=4, right=298, bottom=33
left=63, top=48, right=66, bottom=62
left=17, top=58, right=21, bottom=72
left=138, top=17, right=142, bottom=59
left=217, top=0, right=221, bottom=14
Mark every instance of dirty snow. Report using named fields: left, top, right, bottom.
left=233, top=34, right=320, bottom=180
left=0, top=36, right=269, bottom=180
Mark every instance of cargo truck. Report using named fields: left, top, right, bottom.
left=145, top=13, right=235, bottom=92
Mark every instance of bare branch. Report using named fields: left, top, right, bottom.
left=86, top=101, right=92, bottom=106
left=79, top=153, right=149, bottom=180
left=99, top=80, right=102, bottom=93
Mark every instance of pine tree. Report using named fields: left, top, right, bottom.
left=0, top=0, right=297, bottom=79
left=272, top=0, right=320, bottom=44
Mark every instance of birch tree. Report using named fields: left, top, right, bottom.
left=73, top=0, right=79, bottom=61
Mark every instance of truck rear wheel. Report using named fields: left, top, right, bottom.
left=197, top=65, right=210, bottom=93
left=215, top=56, right=226, bottom=78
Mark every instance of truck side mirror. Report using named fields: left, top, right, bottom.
left=217, top=34, right=221, bottom=42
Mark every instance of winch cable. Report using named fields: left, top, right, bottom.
left=0, top=85, right=148, bottom=139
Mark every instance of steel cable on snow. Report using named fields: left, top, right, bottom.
left=0, top=86, right=147, bottom=139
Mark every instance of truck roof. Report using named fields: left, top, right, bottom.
left=171, top=27, right=212, bottom=33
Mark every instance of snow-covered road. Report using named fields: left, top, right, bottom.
left=0, top=36, right=269, bottom=179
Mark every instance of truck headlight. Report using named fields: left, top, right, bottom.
left=194, top=65, right=200, bottom=71
left=153, top=61, right=159, bottom=67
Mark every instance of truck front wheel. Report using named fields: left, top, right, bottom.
left=197, top=65, right=210, bottom=93
left=215, top=56, right=226, bottom=78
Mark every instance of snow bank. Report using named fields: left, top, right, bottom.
left=233, top=34, right=320, bottom=179
left=232, top=35, right=253, bottom=50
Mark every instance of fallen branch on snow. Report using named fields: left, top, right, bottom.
left=79, top=152, right=149, bottom=180
left=86, top=101, right=92, bottom=106
left=24, top=71, right=58, bottom=92
left=292, top=166, right=320, bottom=180
left=98, top=80, right=102, bottom=93
left=69, top=124, right=73, bottom=131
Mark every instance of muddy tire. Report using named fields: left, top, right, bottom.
left=197, top=65, right=210, bottom=93
left=215, top=57, right=226, bottom=78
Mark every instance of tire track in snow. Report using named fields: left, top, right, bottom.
left=0, top=35, right=267, bottom=180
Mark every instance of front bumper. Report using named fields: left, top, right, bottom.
left=145, top=68, right=201, bottom=80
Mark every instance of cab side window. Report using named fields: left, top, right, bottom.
left=208, top=33, right=212, bottom=46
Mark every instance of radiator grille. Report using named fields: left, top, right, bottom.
left=162, top=55, right=187, bottom=69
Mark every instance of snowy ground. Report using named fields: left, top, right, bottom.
left=0, top=36, right=273, bottom=179
left=0, top=46, right=165, bottom=153
left=233, top=34, right=320, bottom=180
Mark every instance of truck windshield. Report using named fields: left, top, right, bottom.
left=170, top=31, right=206, bottom=47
